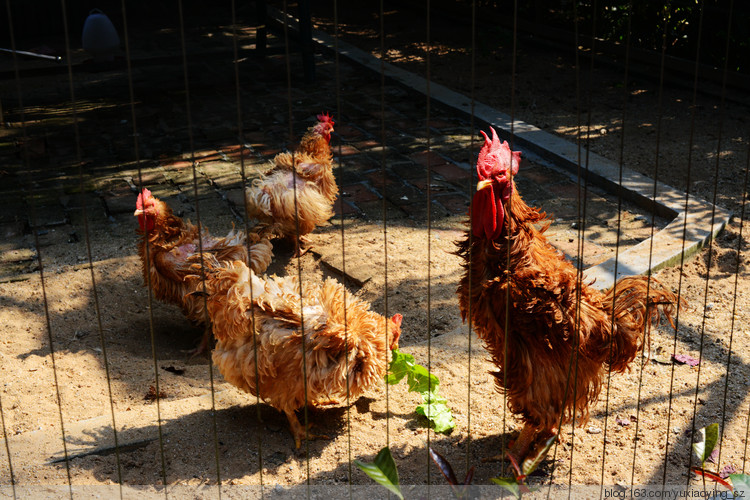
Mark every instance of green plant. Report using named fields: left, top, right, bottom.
left=354, top=445, right=475, bottom=500
left=690, top=423, right=750, bottom=495
left=386, top=349, right=456, bottom=433
left=490, top=434, right=556, bottom=499
left=429, top=447, right=475, bottom=499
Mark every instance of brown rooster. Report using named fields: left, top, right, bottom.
left=184, top=254, right=402, bottom=448
left=134, top=188, right=273, bottom=352
left=455, top=127, right=682, bottom=467
left=245, top=113, right=338, bottom=256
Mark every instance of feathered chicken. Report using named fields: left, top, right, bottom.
left=245, top=113, right=338, bottom=256
left=455, top=127, right=682, bottom=466
left=184, top=254, right=402, bottom=448
left=134, top=188, right=273, bottom=352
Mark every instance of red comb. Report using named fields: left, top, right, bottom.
left=476, top=127, right=520, bottom=181
left=316, top=112, right=334, bottom=126
left=391, top=313, right=403, bottom=327
left=136, top=188, right=152, bottom=210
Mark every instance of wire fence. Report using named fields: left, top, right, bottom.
left=0, top=0, right=748, bottom=498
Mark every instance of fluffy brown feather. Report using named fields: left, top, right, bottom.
left=184, top=254, right=402, bottom=448
left=455, top=128, right=683, bottom=464
left=134, top=189, right=273, bottom=351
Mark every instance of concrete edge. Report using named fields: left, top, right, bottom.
left=268, top=7, right=731, bottom=290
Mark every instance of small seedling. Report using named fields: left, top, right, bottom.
left=429, top=447, right=475, bottom=499
left=387, top=348, right=456, bottom=433
left=355, top=445, right=476, bottom=500
left=490, top=434, right=556, bottom=499
left=353, top=446, right=404, bottom=500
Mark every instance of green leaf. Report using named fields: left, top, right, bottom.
left=406, top=363, right=440, bottom=394
left=354, top=447, right=403, bottom=500
left=693, top=423, right=719, bottom=467
left=417, top=391, right=455, bottom=433
left=385, top=349, right=414, bottom=385
left=730, top=473, right=750, bottom=495
left=386, top=349, right=455, bottom=433
left=490, top=477, right=521, bottom=499
left=521, top=434, right=557, bottom=476
left=416, top=401, right=455, bottom=433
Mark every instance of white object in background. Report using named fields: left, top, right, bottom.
left=82, top=8, right=120, bottom=62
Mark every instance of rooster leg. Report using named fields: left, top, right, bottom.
left=311, top=399, right=340, bottom=407
left=292, top=236, right=312, bottom=258
left=284, top=409, right=330, bottom=449
left=184, top=329, right=213, bottom=359
left=505, top=424, right=538, bottom=473
left=480, top=424, right=539, bottom=465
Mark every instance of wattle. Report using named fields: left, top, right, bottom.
left=471, top=184, right=505, bottom=240
left=138, top=215, right=155, bottom=232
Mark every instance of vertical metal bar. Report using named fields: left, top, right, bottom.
left=119, top=0, right=169, bottom=494
left=599, top=2, right=633, bottom=496
left=230, top=1, right=264, bottom=496
left=281, top=0, right=311, bottom=491
left=175, top=0, right=223, bottom=494
left=661, top=0, right=704, bottom=487
left=59, top=0, right=124, bottom=494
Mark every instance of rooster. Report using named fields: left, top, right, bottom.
left=455, top=127, right=682, bottom=467
left=245, top=113, right=338, bottom=256
left=134, top=188, right=273, bottom=352
left=184, top=254, right=402, bottom=448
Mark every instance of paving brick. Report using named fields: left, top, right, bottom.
left=365, top=170, right=403, bottom=188
left=332, top=197, right=359, bottom=216
left=431, top=162, right=471, bottom=184
left=334, top=125, right=365, bottom=142
left=162, top=159, right=193, bottom=170
left=126, top=170, right=165, bottom=187
left=351, top=139, right=384, bottom=152
left=410, top=150, right=449, bottom=168
left=357, top=199, right=408, bottom=221
left=434, top=194, right=471, bottom=214
left=197, top=162, right=243, bottom=191
left=384, top=183, right=425, bottom=204
left=398, top=200, right=451, bottom=220
left=341, top=183, right=380, bottom=204
left=390, top=161, right=426, bottom=180
left=336, top=144, right=360, bottom=157
left=427, top=118, right=456, bottom=130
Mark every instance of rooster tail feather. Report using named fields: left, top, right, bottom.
left=604, top=276, right=682, bottom=372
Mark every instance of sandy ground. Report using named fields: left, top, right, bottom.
left=1, top=2, right=749, bottom=496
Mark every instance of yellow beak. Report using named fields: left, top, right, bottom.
left=476, top=179, right=493, bottom=191
left=134, top=209, right=144, bottom=216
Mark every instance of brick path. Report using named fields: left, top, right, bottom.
left=0, top=21, right=666, bottom=280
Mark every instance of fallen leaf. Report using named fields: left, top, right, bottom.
left=162, top=366, right=185, bottom=376
left=649, top=354, right=673, bottom=365
left=719, top=464, right=737, bottom=479
left=615, top=417, right=630, bottom=427
left=707, top=448, right=719, bottom=464
left=144, top=385, right=166, bottom=402
left=672, top=353, right=700, bottom=366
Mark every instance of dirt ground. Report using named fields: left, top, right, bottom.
left=1, top=2, right=749, bottom=496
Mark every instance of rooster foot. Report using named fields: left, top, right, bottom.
left=311, top=399, right=340, bottom=407
left=182, top=329, right=213, bottom=360
left=286, top=410, right=331, bottom=450
left=292, top=237, right=312, bottom=258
